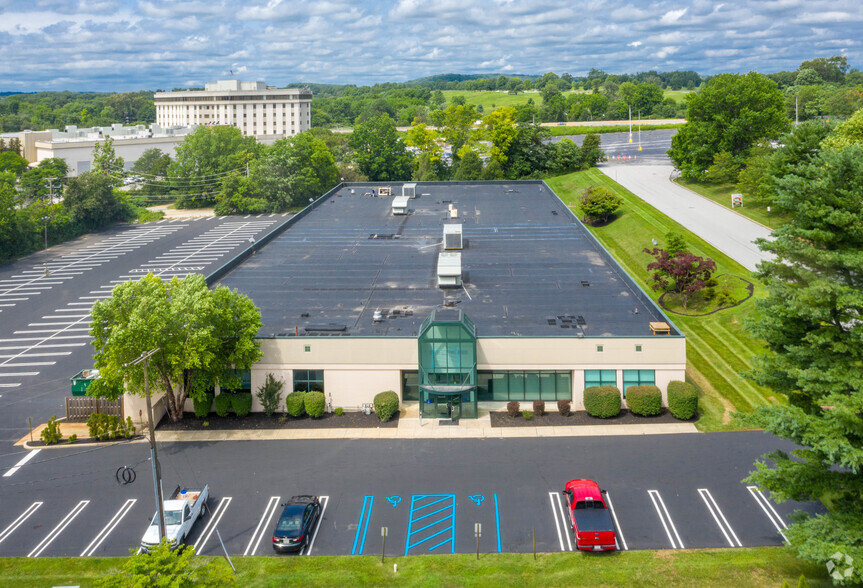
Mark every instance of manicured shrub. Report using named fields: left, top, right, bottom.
left=231, top=392, right=253, bottom=417
left=41, top=416, right=62, bottom=445
left=667, top=380, right=698, bottom=420
left=193, top=393, right=214, bottom=418
left=68, top=434, right=77, bottom=444
left=124, top=417, right=136, bottom=438
left=286, top=391, right=307, bottom=417
left=584, top=386, right=621, bottom=418
left=87, top=412, right=105, bottom=439
left=532, top=400, right=545, bottom=416
left=557, top=399, right=571, bottom=416
left=374, top=390, right=399, bottom=422
left=626, top=385, right=662, bottom=416
left=522, top=410, right=533, bottom=420
left=305, top=391, right=326, bottom=418
left=334, top=407, right=344, bottom=416
left=506, top=401, right=520, bottom=417
left=214, top=393, right=232, bottom=417
left=256, top=374, right=284, bottom=417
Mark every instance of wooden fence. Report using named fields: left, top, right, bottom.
left=65, top=397, right=123, bottom=421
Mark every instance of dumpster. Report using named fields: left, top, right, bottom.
left=70, top=368, right=101, bottom=397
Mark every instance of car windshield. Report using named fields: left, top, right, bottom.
left=275, top=506, right=304, bottom=533
left=156, top=510, right=182, bottom=526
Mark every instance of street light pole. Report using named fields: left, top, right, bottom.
left=41, top=216, right=50, bottom=275
left=126, top=348, right=165, bottom=541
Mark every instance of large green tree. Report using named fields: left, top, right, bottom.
left=89, top=273, right=263, bottom=422
left=347, top=114, right=412, bottom=181
left=252, top=132, right=339, bottom=210
left=668, top=72, right=789, bottom=179
left=168, top=126, right=260, bottom=208
left=738, top=144, right=863, bottom=585
left=63, top=171, right=132, bottom=231
left=91, top=137, right=125, bottom=184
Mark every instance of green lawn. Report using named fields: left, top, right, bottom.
left=441, top=89, right=693, bottom=112
left=674, top=178, right=790, bottom=229
left=545, top=123, right=684, bottom=136
left=547, top=170, right=783, bottom=431
left=0, top=547, right=828, bottom=587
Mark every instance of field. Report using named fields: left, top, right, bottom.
left=674, top=178, right=790, bottom=229
left=0, top=547, right=828, bottom=587
left=440, top=89, right=694, bottom=111
left=547, top=169, right=782, bottom=431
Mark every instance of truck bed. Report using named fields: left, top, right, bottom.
left=572, top=508, right=615, bottom=533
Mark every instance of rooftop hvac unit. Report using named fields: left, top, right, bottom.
left=379, top=186, right=392, bottom=196
left=437, top=252, right=462, bottom=287
left=443, top=224, right=463, bottom=250
left=403, top=182, right=417, bottom=198
left=392, top=196, right=410, bottom=215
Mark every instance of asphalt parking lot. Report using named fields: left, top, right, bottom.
left=0, top=214, right=292, bottom=443
left=0, top=434, right=820, bottom=558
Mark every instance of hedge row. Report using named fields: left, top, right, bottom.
left=667, top=380, right=698, bottom=419
left=626, top=385, right=662, bottom=416
left=584, top=386, right=622, bottom=418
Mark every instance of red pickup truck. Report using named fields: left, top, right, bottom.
left=563, top=479, right=617, bottom=552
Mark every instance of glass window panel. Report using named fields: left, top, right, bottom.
left=461, top=343, right=474, bottom=369
left=433, top=343, right=449, bottom=370
left=477, top=371, right=492, bottom=401
left=556, top=371, right=572, bottom=400
left=585, top=370, right=602, bottom=388
left=491, top=372, right=508, bottom=401
left=601, top=370, right=617, bottom=385
left=402, top=371, right=419, bottom=401
left=640, top=370, right=655, bottom=384
left=509, top=372, right=525, bottom=400
left=523, top=371, right=540, bottom=400
left=539, top=372, right=556, bottom=400
left=447, top=342, right=460, bottom=370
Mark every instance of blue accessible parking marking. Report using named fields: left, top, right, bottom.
left=404, top=495, right=456, bottom=555
left=351, top=496, right=374, bottom=555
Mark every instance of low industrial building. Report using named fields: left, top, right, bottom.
left=183, top=181, right=685, bottom=419
left=18, top=124, right=196, bottom=176
left=154, top=80, right=312, bottom=140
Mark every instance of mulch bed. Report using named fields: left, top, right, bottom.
left=156, top=411, right=399, bottom=431
left=489, top=408, right=691, bottom=427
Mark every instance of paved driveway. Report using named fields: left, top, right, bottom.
left=600, top=164, right=772, bottom=272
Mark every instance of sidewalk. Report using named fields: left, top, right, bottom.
left=20, top=407, right=698, bottom=448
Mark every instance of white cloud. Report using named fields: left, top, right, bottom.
left=660, top=8, right=688, bottom=24
left=628, top=41, right=642, bottom=47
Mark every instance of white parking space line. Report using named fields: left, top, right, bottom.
left=244, top=496, right=280, bottom=556
left=746, top=486, right=789, bottom=543
left=0, top=383, right=21, bottom=388
left=302, top=496, right=329, bottom=556
left=0, top=372, right=39, bottom=377
left=0, top=502, right=43, bottom=544
left=194, top=497, right=232, bottom=554
left=698, top=489, right=742, bottom=547
left=647, top=490, right=684, bottom=549
left=547, top=491, right=573, bottom=551
left=604, top=491, right=627, bottom=550
left=3, top=449, right=41, bottom=477
left=81, top=499, right=137, bottom=556
left=28, top=500, right=90, bottom=557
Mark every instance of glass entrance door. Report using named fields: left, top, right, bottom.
left=434, top=394, right=461, bottom=419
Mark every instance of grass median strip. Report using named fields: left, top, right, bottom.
left=547, top=169, right=782, bottom=430
left=0, top=547, right=829, bottom=587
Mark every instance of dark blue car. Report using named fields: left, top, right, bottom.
left=272, top=495, right=321, bottom=553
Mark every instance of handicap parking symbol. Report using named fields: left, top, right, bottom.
left=468, top=494, right=485, bottom=506
left=386, top=496, right=401, bottom=508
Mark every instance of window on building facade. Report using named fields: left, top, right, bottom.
left=476, top=370, right=571, bottom=402
left=584, top=369, right=617, bottom=389
left=622, top=370, right=655, bottom=396
left=293, top=370, right=324, bottom=393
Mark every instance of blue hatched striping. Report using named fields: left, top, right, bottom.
left=351, top=495, right=374, bottom=555
left=404, top=494, right=456, bottom=555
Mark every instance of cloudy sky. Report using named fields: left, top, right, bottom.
left=1, top=0, right=861, bottom=92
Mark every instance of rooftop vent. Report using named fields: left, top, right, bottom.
left=403, top=183, right=417, bottom=198
left=581, top=280, right=590, bottom=287
left=392, top=196, right=410, bottom=215
left=443, top=224, right=463, bottom=250
left=437, top=252, right=462, bottom=288
left=379, top=186, right=392, bottom=196
left=373, top=309, right=383, bottom=322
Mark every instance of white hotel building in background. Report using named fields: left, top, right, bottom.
left=154, top=80, right=313, bottom=140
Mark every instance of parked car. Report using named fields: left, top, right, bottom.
left=563, top=479, right=617, bottom=552
left=272, top=495, right=322, bottom=553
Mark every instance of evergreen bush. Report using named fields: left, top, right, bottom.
left=193, top=393, right=214, bottom=418
left=231, top=392, right=253, bottom=417
left=373, top=390, right=399, bottom=422
left=667, top=380, right=698, bottom=419
left=506, top=401, right=520, bottom=417
left=532, top=400, right=545, bottom=416
left=286, top=391, right=307, bottom=417
left=305, top=391, right=326, bottom=418
left=557, top=399, right=571, bottom=416
left=626, top=385, right=662, bottom=416
left=214, top=394, right=232, bottom=417
left=584, top=386, right=622, bottom=418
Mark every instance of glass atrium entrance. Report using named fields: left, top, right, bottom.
left=418, top=309, right=477, bottom=419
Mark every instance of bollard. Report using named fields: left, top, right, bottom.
left=533, top=527, right=536, bottom=560
left=28, top=417, right=33, bottom=443
left=381, top=527, right=388, bottom=563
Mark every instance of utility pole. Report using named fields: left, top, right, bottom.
left=126, top=349, right=165, bottom=541
left=41, top=215, right=50, bottom=275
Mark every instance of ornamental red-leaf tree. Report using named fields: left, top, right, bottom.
left=643, top=247, right=716, bottom=310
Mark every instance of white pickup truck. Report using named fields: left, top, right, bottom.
left=141, top=484, right=209, bottom=552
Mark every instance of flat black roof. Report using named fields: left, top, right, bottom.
left=217, top=182, right=680, bottom=338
